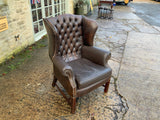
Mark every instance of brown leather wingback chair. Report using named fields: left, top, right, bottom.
left=43, top=14, right=112, bottom=114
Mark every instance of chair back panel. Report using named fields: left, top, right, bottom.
left=45, top=14, right=83, bottom=62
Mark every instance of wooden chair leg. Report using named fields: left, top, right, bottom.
left=71, top=97, right=76, bottom=114
left=52, top=76, right=57, bottom=87
left=104, top=78, right=110, bottom=93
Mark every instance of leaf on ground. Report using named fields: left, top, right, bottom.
left=2, top=73, right=6, bottom=76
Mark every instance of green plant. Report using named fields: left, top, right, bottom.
left=8, top=64, right=16, bottom=70
left=75, top=0, right=88, bottom=8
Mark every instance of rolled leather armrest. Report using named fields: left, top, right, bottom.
left=52, top=56, right=76, bottom=96
left=82, top=46, right=111, bottom=67
left=52, top=56, right=73, bottom=77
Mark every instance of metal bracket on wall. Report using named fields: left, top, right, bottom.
left=15, top=34, right=20, bottom=41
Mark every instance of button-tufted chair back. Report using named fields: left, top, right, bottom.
left=44, top=14, right=83, bottom=62
left=43, top=14, right=113, bottom=114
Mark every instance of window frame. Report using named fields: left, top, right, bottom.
left=0, top=0, right=7, bottom=5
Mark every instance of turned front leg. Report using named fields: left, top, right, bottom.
left=104, top=78, right=110, bottom=93
left=52, top=76, right=57, bottom=87
left=71, top=97, right=76, bottom=114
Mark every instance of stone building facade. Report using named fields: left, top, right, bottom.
left=0, top=0, right=73, bottom=64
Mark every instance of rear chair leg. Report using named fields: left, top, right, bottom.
left=71, top=97, right=76, bottom=114
left=52, top=76, right=57, bottom=87
left=104, top=78, right=110, bottom=93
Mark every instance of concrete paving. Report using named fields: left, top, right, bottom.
left=94, top=3, right=160, bottom=119
left=118, top=32, right=160, bottom=120
left=0, top=1, right=160, bottom=120
left=131, top=2, right=160, bottom=27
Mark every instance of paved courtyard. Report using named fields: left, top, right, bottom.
left=0, top=1, right=160, bottom=120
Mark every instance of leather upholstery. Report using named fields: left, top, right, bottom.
left=43, top=14, right=112, bottom=98
left=82, top=17, right=98, bottom=46
left=53, top=56, right=76, bottom=96
left=77, top=76, right=110, bottom=97
left=68, top=58, right=112, bottom=89
left=82, top=46, right=111, bottom=67
left=44, top=14, right=83, bottom=62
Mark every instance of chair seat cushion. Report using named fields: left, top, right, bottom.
left=68, top=58, right=112, bottom=89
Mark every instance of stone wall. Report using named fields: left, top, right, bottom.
left=0, top=0, right=74, bottom=64
left=0, top=0, right=34, bottom=64
left=66, top=0, right=74, bottom=14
